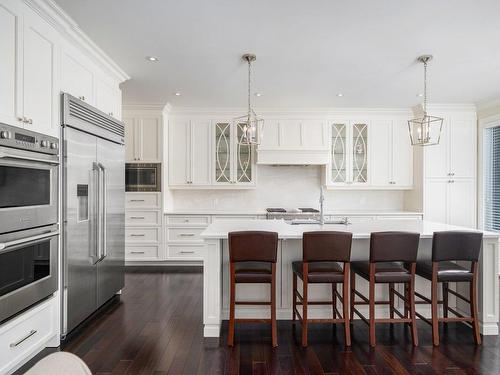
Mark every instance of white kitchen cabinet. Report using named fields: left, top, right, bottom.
left=424, top=178, right=476, bottom=228
left=95, top=77, right=121, bottom=119
left=61, top=47, right=94, bottom=105
left=0, top=1, right=21, bottom=127
left=213, top=121, right=255, bottom=187
left=125, top=192, right=163, bottom=262
left=370, top=119, right=413, bottom=188
left=424, top=116, right=476, bottom=179
left=124, top=114, right=162, bottom=162
left=168, top=119, right=211, bottom=186
left=326, top=121, right=369, bottom=187
left=21, top=10, right=57, bottom=136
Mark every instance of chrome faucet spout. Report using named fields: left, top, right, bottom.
left=319, top=185, right=325, bottom=225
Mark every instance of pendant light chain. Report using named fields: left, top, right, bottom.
left=247, top=58, right=252, bottom=115
left=423, top=60, right=428, bottom=113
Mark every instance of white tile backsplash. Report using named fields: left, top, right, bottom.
left=170, top=166, right=405, bottom=212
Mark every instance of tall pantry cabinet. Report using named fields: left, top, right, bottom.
left=422, top=109, right=477, bottom=228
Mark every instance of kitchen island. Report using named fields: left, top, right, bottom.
left=200, top=219, right=500, bottom=338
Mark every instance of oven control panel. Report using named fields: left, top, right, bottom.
left=0, top=123, right=59, bottom=155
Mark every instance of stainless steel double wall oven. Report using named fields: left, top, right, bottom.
left=0, top=123, right=59, bottom=323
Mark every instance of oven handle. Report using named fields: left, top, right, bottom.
left=0, top=152, right=59, bottom=165
left=0, top=231, right=59, bottom=252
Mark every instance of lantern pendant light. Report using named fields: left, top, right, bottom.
left=235, top=54, right=264, bottom=146
left=408, top=55, right=443, bottom=146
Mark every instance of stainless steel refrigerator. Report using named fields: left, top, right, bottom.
left=61, top=93, right=125, bottom=338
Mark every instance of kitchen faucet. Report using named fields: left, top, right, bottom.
left=319, top=185, right=325, bottom=225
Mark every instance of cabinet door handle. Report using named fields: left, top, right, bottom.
left=130, top=199, right=145, bottom=202
left=79, top=96, right=86, bottom=101
left=26, top=118, right=33, bottom=124
left=179, top=233, right=195, bottom=237
left=180, top=251, right=195, bottom=254
left=130, top=216, right=145, bottom=219
left=10, top=330, right=37, bottom=348
left=184, top=219, right=190, bottom=223
left=130, top=234, right=145, bottom=237
left=130, top=251, right=145, bottom=254
left=17, top=116, right=24, bottom=122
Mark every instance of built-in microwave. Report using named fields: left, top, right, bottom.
left=125, top=163, right=161, bottom=192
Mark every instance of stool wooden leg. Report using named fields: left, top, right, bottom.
left=471, top=262, right=481, bottom=345
left=292, top=272, right=297, bottom=322
left=332, top=283, right=337, bottom=320
left=404, top=283, right=409, bottom=319
left=302, top=263, right=309, bottom=347
left=228, top=263, right=236, bottom=347
left=343, top=264, right=351, bottom=347
left=389, top=282, right=395, bottom=320
left=409, top=264, right=418, bottom=346
left=271, top=264, right=278, bottom=347
left=443, top=282, right=449, bottom=322
left=350, top=271, right=355, bottom=321
left=369, top=264, right=376, bottom=347
left=431, top=262, right=440, bottom=346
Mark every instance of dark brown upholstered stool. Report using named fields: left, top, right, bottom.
left=292, top=231, right=353, bottom=347
left=414, top=231, right=483, bottom=346
left=350, top=231, right=420, bottom=347
left=228, top=231, right=279, bottom=347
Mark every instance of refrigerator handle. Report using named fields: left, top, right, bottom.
left=98, top=163, right=107, bottom=260
left=92, top=162, right=102, bottom=263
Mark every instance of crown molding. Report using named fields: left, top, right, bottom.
left=477, top=97, right=500, bottom=112
left=168, top=106, right=412, bottom=118
left=122, top=103, right=165, bottom=112
left=24, top=0, right=130, bottom=83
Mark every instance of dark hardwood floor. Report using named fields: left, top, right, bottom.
left=54, top=269, right=500, bottom=374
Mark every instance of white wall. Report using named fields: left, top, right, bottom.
left=170, top=165, right=405, bottom=212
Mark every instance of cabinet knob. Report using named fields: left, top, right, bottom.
left=27, top=118, right=33, bottom=125
left=17, top=116, right=24, bottom=122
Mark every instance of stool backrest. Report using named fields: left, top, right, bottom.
left=432, top=231, right=483, bottom=262
left=369, top=231, right=420, bottom=263
left=303, top=231, right=352, bottom=262
left=228, top=231, right=278, bottom=263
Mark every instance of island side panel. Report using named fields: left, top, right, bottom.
left=203, top=239, right=222, bottom=337
left=478, top=238, right=499, bottom=335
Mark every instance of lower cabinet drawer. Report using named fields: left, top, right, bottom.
left=126, top=193, right=160, bottom=209
left=0, top=298, right=56, bottom=374
left=125, top=227, right=160, bottom=243
left=125, top=210, right=161, bottom=226
left=125, top=245, right=161, bottom=260
left=167, top=245, right=205, bottom=259
left=166, top=227, right=205, bottom=242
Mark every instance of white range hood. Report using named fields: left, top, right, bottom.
left=256, top=119, right=330, bottom=165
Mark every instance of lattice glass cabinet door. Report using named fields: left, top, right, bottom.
left=352, top=123, right=368, bottom=183
left=331, top=123, right=348, bottom=183
left=215, top=122, right=231, bottom=183
left=235, top=123, right=252, bottom=183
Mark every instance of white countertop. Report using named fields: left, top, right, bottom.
left=165, top=210, right=423, bottom=216
left=200, top=219, right=500, bottom=239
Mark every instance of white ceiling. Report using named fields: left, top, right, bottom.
left=55, top=0, right=500, bottom=108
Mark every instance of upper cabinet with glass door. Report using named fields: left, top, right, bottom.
left=213, top=121, right=255, bottom=187
left=327, top=121, right=369, bottom=187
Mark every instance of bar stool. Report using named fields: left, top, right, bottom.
left=350, top=231, right=420, bottom=347
left=227, top=231, right=278, bottom=347
left=292, top=231, right=353, bottom=347
left=414, top=231, right=483, bottom=346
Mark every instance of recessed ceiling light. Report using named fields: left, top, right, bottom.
left=337, top=93, right=344, bottom=97
left=417, top=93, right=424, bottom=97
left=146, top=56, right=159, bottom=62
left=174, top=92, right=181, bottom=96
left=254, top=93, right=262, bottom=97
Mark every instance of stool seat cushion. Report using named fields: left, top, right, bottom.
left=234, top=261, right=272, bottom=283
left=351, top=261, right=411, bottom=283
left=416, top=261, right=473, bottom=282
left=292, top=261, right=344, bottom=283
